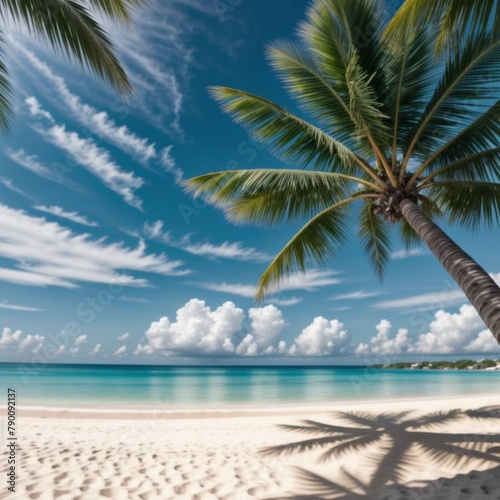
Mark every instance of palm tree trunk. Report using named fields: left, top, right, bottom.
left=400, top=198, right=500, bottom=344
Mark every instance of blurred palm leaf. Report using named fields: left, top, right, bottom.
left=0, top=0, right=144, bottom=131
left=386, top=0, right=500, bottom=54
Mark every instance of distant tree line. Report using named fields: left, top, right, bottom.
left=373, top=359, right=499, bottom=370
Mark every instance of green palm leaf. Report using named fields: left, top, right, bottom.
left=266, top=40, right=364, bottom=152
left=1, top=0, right=134, bottom=94
left=402, top=31, right=500, bottom=169
left=0, top=29, right=12, bottom=133
left=386, top=0, right=500, bottom=53
left=183, top=169, right=366, bottom=227
left=255, top=198, right=354, bottom=299
left=209, top=87, right=361, bottom=175
left=419, top=149, right=500, bottom=185
left=357, top=201, right=391, bottom=279
left=427, top=181, right=500, bottom=229
left=384, top=29, right=435, bottom=169
left=298, top=0, right=389, bottom=148
left=413, top=101, right=500, bottom=180
left=86, top=0, right=143, bottom=23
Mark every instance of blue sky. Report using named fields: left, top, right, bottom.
left=0, top=0, right=499, bottom=364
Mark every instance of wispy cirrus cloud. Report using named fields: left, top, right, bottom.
left=25, top=96, right=54, bottom=122
left=119, top=296, right=149, bottom=304
left=0, top=301, right=43, bottom=312
left=195, top=270, right=342, bottom=298
left=16, top=45, right=176, bottom=169
left=194, top=281, right=256, bottom=298
left=159, top=146, right=183, bottom=183
left=143, top=220, right=271, bottom=262
left=37, top=122, right=145, bottom=209
left=33, top=205, right=99, bottom=228
left=332, top=290, right=380, bottom=301
left=0, top=177, right=33, bottom=200
left=270, top=297, right=303, bottom=307
left=103, top=0, right=243, bottom=136
left=5, top=148, right=78, bottom=189
left=372, top=290, right=465, bottom=310
left=0, top=204, right=189, bottom=288
left=391, top=248, right=430, bottom=260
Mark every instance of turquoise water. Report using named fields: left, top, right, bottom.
left=0, top=363, right=498, bottom=408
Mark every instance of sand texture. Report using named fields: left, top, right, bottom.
left=2, top=394, right=500, bottom=499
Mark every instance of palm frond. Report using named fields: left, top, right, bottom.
left=266, top=40, right=367, bottom=153
left=183, top=169, right=364, bottom=227
left=86, top=0, right=143, bottom=23
left=357, top=201, right=391, bottom=279
left=426, top=181, right=500, bottom=229
left=402, top=31, right=500, bottom=170
left=345, top=54, right=390, bottom=149
left=419, top=148, right=500, bottom=185
left=385, top=0, right=448, bottom=43
left=414, top=100, right=500, bottom=179
left=399, top=219, right=420, bottom=250
left=0, top=29, right=12, bottom=133
left=438, top=0, right=500, bottom=52
left=298, top=0, right=389, bottom=148
left=256, top=198, right=354, bottom=299
left=1, top=0, right=132, bottom=94
left=385, top=0, right=500, bottom=54
left=209, top=86, right=362, bottom=175
left=384, top=29, right=435, bottom=169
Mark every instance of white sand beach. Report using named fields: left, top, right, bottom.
left=3, top=394, right=500, bottom=500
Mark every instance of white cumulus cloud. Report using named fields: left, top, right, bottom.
left=114, top=346, right=127, bottom=356
left=90, top=343, right=102, bottom=355
left=0, top=328, right=45, bottom=353
left=410, top=305, right=490, bottom=354
left=74, top=335, right=87, bottom=346
left=289, top=318, right=352, bottom=356
left=140, top=301, right=287, bottom=357
left=355, top=320, right=410, bottom=356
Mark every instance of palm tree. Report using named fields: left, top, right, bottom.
left=0, top=0, right=143, bottom=131
left=387, top=0, right=500, bottom=54
left=184, top=0, right=500, bottom=343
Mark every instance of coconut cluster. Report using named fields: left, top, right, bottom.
left=373, top=171, right=419, bottom=223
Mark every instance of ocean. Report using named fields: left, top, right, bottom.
left=0, top=363, right=498, bottom=409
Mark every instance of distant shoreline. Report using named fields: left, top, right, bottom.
left=372, top=359, right=500, bottom=371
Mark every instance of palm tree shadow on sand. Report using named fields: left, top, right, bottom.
left=260, top=406, right=500, bottom=499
